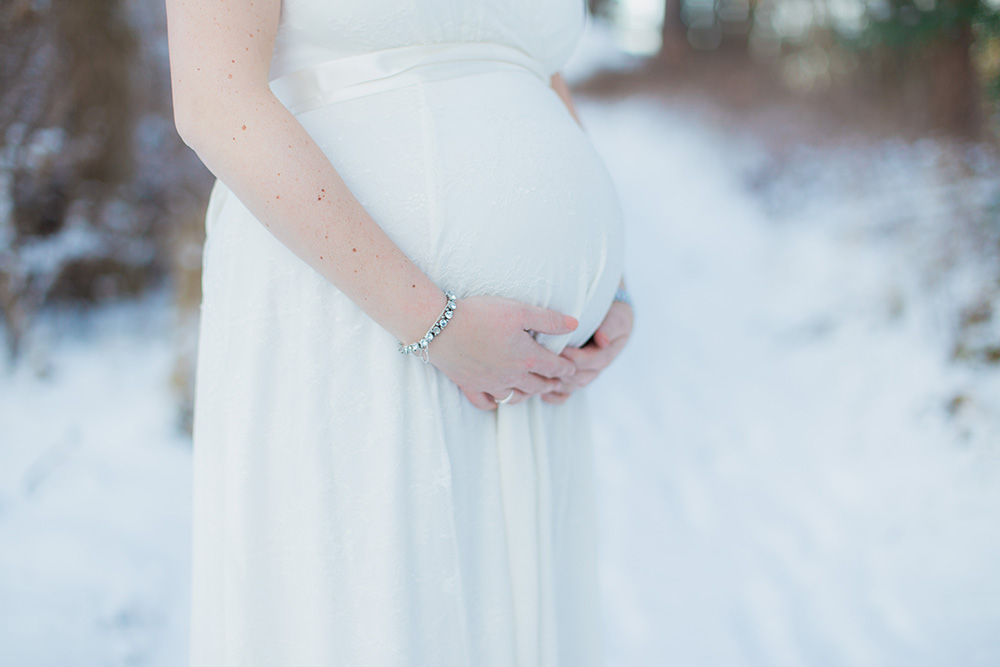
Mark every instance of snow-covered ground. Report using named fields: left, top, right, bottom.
left=583, top=100, right=1000, bottom=666
left=0, top=294, right=192, bottom=667
left=3, top=18, right=1000, bottom=667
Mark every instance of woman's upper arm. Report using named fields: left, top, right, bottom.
left=165, top=0, right=281, bottom=142
left=549, top=71, right=582, bottom=127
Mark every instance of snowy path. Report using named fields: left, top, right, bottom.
left=2, top=99, right=999, bottom=666
left=581, top=98, right=1000, bottom=666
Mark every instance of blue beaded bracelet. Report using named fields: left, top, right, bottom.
left=398, top=291, right=457, bottom=363
left=613, top=286, right=633, bottom=309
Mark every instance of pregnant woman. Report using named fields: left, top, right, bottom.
left=166, top=0, right=631, bottom=664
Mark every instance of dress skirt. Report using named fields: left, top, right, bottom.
left=189, top=51, right=624, bottom=667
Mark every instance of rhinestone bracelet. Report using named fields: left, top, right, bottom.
left=398, top=291, right=457, bottom=363
left=613, top=286, right=633, bottom=310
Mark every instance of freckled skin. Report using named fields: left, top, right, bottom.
left=167, top=0, right=453, bottom=342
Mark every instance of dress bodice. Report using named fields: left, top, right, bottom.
left=269, top=0, right=586, bottom=81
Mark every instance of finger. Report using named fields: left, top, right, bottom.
left=573, top=369, right=603, bottom=387
left=559, top=344, right=592, bottom=363
left=527, top=348, right=578, bottom=379
left=595, top=316, right=630, bottom=347
left=605, top=332, right=630, bottom=358
left=559, top=345, right=604, bottom=370
left=547, top=380, right=571, bottom=394
left=487, top=388, right=512, bottom=402
left=593, top=335, right=630, bottom=370
left=463, top=387, right=498, bottom=411
left=563, top=369, right=599, bottom=388
left=489, top=388, right=529, bottom=406
left=563, top=336, right=628, bottom=372
left=597, top=303, right=634, bottom=343
left=513, top=372, right=561, bottom=396
left=521, top=303, right=578, bottom=336
left=584, top=339, right=627, bottom=373
left=603, top=322, right=632, bottom=345
left=505, top=389, right=530, bottom=405
left=541, top=391, right=571, bottom=405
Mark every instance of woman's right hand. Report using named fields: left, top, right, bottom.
left=428, top=295, right=580, bottom=410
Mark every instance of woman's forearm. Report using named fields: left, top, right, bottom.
left=167, top=0, right=446, bottom=346
left=178, top=89, right=446, bottom=344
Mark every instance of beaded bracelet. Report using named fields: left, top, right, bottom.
left=398, top=291, right=457, bottom=363
left=613, top=286, right=633, bottom=310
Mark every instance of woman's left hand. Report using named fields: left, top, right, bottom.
left=541, top=299, right=634, bottom=404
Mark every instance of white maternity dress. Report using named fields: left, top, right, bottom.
left=189, top=1, right=625, bottom=665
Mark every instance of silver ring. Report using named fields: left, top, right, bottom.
left=495, top=390, right=515, bottom=404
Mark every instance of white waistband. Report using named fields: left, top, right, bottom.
left=269, top=41, right=550, bottom=115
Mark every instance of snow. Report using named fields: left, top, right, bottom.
left=17, top=220, right=107, bottom=279
left=0, top=293, right=192, bottom=667
left=2, top=19, right=999, bottom=667
left=580, top=99, right=1000, bottom=666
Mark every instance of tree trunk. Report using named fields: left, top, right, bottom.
left=660, top=0, right=689, bottom=60
left=927, top=19, right=980, bottom=136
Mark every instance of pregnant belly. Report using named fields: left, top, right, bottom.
left=296, top=70, right=625, bottom=351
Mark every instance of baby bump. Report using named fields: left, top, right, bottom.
left=296, top=71, right=625, bottom=350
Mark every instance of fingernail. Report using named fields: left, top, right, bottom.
left=565, top=316, right=578, bottom=330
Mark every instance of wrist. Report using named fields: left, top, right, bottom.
left=386, top=281, right=450, bottom=344
left=397, top=288, right=458, bottom=363
left=613, top=285, right=633, bottom=310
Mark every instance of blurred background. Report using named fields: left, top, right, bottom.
left=2, top=0, right=1000, bottom=665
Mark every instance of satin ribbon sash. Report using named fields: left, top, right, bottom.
left=269, top=41, right=551, bottom=115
